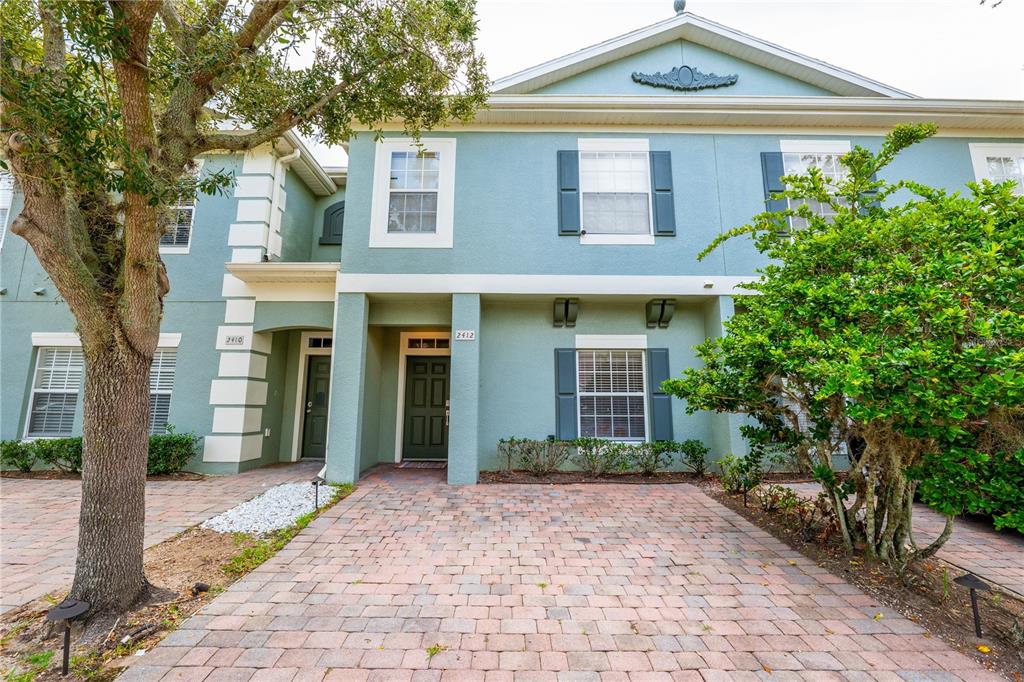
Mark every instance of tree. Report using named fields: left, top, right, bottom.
left=664, top=124, right=1024, bottom=569
left=0, top=0, right=486, bottom=614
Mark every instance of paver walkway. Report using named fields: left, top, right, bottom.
left=126, top=468, right=1001, bottom=681
left=0, top=460, right=321, bottom=614
left=783, top=482, right=1024, bottom=599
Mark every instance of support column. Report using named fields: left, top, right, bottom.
left=448, top=293, right=481, bottom=485
left=325, top=293, right=369, bottom=484
left=703, top=296, right=748, bottom=457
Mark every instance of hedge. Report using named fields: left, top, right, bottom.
left=0, top=431, right=199, bottom=475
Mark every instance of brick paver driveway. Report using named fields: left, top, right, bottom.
left=0, top=461, right=321, bottom=614
left=126, top=468, right=1000, bottom=682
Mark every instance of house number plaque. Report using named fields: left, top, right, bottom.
left=454, top=329, right=476, bottom=341
left=224, top=335, right=246, bottom=346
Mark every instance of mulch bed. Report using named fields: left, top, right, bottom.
left=0, top=471, right=205, bottom=481
left=479, top=470, right=816, bottom=485
left=705, top=482, right=1024, bottom=680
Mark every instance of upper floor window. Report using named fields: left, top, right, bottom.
left=969, top=143, right=1024, bottom=195
left=779, top=140, right=850, bottom=231
left=370, top=138, right=456, bottom=249
left=0, top=171, right=14, bottom=250
left=578, top=139, right=654, bottom=245
left=160, top=193, right=195, bottom=250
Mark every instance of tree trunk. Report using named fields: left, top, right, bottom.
left=69, top=339, right=153, bottom=612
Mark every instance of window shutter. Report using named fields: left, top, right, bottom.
left=320, top=200, right=345, bottom=245
left=862, top=172, right=881, bottom=211
left=760, top=152, right=789, bottom=213
left=649, top=151, right=676, bottom=236
left=554, top=348, right=578, bottom=440
left=647, top=348, right=674, bottom=441
left=557, top=151, right=580, bottom=236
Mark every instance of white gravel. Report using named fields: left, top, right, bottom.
left=201, top=482, right=320, bottom=535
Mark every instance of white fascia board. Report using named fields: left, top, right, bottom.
left=337, top=273, right=756, bottom=296
left=491, top=12, right=913, bottom=98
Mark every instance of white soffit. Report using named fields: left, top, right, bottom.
left=491, top=12, right=914, bottom=99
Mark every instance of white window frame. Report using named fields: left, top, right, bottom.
left=370, top=138, right=456, bottom=249
left=149, top=348, right=177, bottom=435
left=578, top=138, right=655, bottom=246
left=573, top=335, right=650, bottom=443
left=24, top=347, right=85, bottom=439
left=968, top=143, right=1024, bottom=194
left=779, top=139, right=851, bottom=231
left=160, top=160, right=204, bottom=255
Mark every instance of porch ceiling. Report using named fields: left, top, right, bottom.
left=226, top=262, right=340, bottom=284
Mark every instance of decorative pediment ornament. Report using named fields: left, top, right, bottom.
left=631, top=65, right=738, bottom=91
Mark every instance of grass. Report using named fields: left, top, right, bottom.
left=3, top=650, right=54, bottom=682
left=221, top=484, right=352, bottom=577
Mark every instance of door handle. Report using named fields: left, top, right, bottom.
left=445, top=409, right=450, bottom=426
left=306, top=400, right=313, bottom=414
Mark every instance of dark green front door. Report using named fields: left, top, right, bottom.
left=403, top=356, right=450, bottom=460
left=302, top=355, right=331, bottom=458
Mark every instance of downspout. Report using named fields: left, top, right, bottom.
left=266, top=148, right=301, bottom=260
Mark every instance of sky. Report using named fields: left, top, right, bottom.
left=304, top=0, right=1024, bottom=166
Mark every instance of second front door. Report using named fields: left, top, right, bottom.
left=403, top=356, right=450, bottom=460
left=302, top=355, right=331, bottom=458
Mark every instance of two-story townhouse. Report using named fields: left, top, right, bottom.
left=2, top=5, right=1022, bottom=482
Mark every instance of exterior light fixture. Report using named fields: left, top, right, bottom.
left=953, top=573, right=991, bottom=637
left=553, top=298, right=579, bottom=328
left=46, top=599, right=89, bottom=676
left=312, top=475, right=325, bottom=510
left=645, top=299, right=676, bottom=328
left=703, top=281, right=714, bottom=289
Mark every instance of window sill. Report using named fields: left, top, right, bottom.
left=160, top=245, right=191, bottom=255
left=369, top=233, right=453, bottom=249
left=579, top=233, right=655, bottom=246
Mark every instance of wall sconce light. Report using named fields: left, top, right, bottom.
left=646, top=299, right=676, bottom=328
left=553, top=298, right=579, bottom=328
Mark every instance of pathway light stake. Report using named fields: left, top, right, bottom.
left=46, top=599, right=89, bottom=676
left=312, top=475, right=325, bottom=510
left=953, top=573, right=990, bottom=637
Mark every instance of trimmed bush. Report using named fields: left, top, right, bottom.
left=148, top=430, right=199, bottom=475
left=0, top=440, right=37, bottom=472
left=628, top=442, right=673, bottom=476
left=497, top=437, right=571, bottom=476
left=572, top=437, right=630, bottom=477
left=677, top=439, right=710, bottom=476
left=718, top=451, right=764, bottom=496
left=34, top=437, right=83, bottom=473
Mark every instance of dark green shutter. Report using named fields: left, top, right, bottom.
left=760, top=152, right=788, bottom=213
left=319, top=200, right=345, bottom=245
left=557, top=151, right=580, bottom=235
left=862, top=172, right=881, bottom=211
left=554, top=348, right=578, bottom=440
left=650, top=151, right=676, bottom=236
left=647, top=348, right=673, bottom=441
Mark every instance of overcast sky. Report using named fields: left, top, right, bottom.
left=305, top=0, right=1024, bottom=165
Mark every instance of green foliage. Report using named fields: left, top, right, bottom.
left=147, top=428, right=199, bottom=475
left=4, top=650, right=54, bottom=682
left=33, top=437, right=83, bottom=473
left=676, top=439, right=710, bottom=476
left=664, top=122, right=1024, bottom=564
left=497, top=437, right=572, bottom=477
left=754, top=484, right=800, bottom=513
left=717, top=452, right=764, bottom=494
left=628, top=442, right=674, bottom=476
left=0, top=440, right=37, bottom=472
left=571, top=437, right=630, bottom=476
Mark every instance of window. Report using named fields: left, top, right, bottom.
left=370, top=138, right=456, bottom=248
left=578, top=139, right=653, bottom=244
left=160, top=194, right=194, bottom=249
left=307, top=336, right=333, bottom=349
left=0, top=171, right=14, bottom=250
left=577, top=349, right=647, bottom=440
left=26, top=347, right=84, bottom=437
left=149, top=349, right=177, bottom=435
left=779, top=140, right=850, bottom=231
left=969, top=144, right=1024, bottom=195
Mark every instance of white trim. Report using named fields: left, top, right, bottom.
left=574, top=348, right=651, bottom=443
left=491, top=11, right=913, bottom=98
left=394, top=331, right=452, bottom=463
left=580, top=233, right=656, bottom=246
left=202, top=434, right=264, bottom=463
left=968, top=142, right=1024, bottom=184
left=369, top=138, right=456, bottom=249
left=779, top=139, right=851, bottom=154
left=337, top=273, right=754, bottom=296
left=159, top=245, right=190, bottom=256
left=30, top=332, right=182, bottom=348
left=290, top=332, right=334, bottom=462
left=159, top=159, right=204, bottom=256
left=575, top=334, right=647, bottom=349
left=578, top=138, right=650, bottom=153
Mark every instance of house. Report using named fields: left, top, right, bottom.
left=1, top=6, right=1021, bottom=484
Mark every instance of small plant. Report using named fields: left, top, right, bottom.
left=425, top=643, right=448, bottom=660
left=678, top=439, right=710, bottom=476
left=628, top=442, right=673, bottom=476
left=33, top=437, right=83, bottom=473
left=147, top=427, right=199, bottom=475
left=509, top=438, right=571, bottom=477
left=0, top=440, right=37, bottom=472
left=754, top=484, right=800, bottom=513
left=572, top=437, right=630, bottom=476
left=718, top=451, right=764, bottom=505
left=6, top=650, right=55, bottom=682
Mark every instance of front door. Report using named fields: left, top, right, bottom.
left=403, top=356, right=450, bottom=460
left=302, top=355, right=331, bottom=458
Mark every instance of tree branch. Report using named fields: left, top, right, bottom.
left=39, top=2, right=66, bottom=73
left=157, top=0, right=186, bottom=50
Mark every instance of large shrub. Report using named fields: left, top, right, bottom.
left=33, top=437, right=83, bottom=473
left=147, top=430, right=199, bottom=475
left=664, top=123, right=1024, bottom=567
left=0, top=440, right=37, bottom=472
